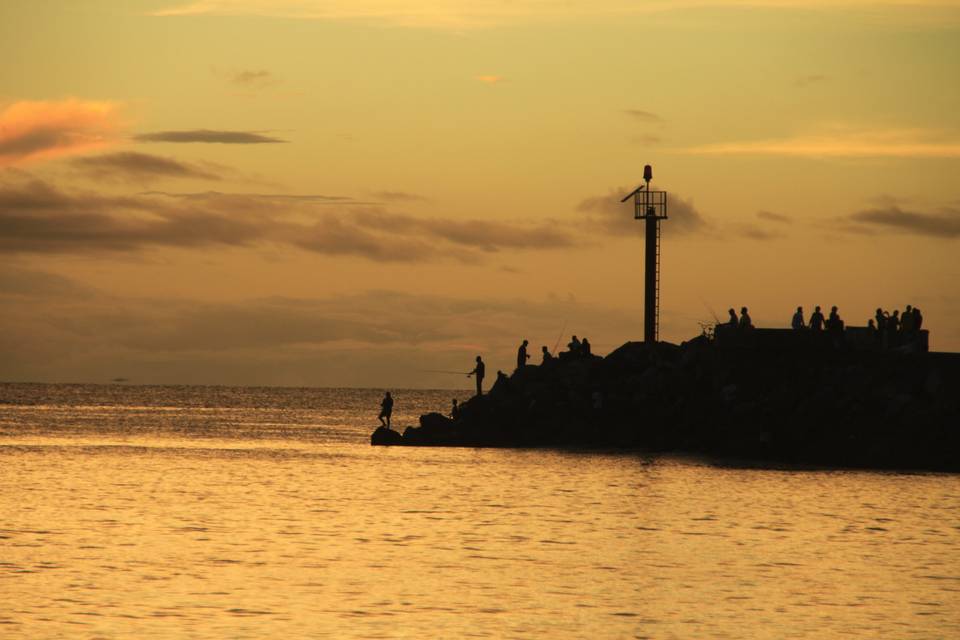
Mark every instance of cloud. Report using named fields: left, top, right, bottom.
left=681, top=127, right=960, bottom=158
left=135, top=129, right=288, bottom=144
left=476, top=75, right=504, bottom=85
left=229, top=69, right=277, bottom=87
left=70, top=152, right=221, bottom=182
left=795, top=74, right=828, bottom=87
left=149, top=1, right=960, bottom=29
left=756, top=210, right=791, bottom=223
left=623, top=109, right=663, bottom=123
left=576, top=186, right=708, bottom=237
left=0, top=177, right=579, bottom=261
left=846, top=205, right=960, bottom=238
left=0, top=99, right=123, bottom=165
left=369, top=190, right=429, bottom=202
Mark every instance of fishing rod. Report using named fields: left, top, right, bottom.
left=419, top=369, right=470, bottom=375
left=552, top=319, right=568, bottom=354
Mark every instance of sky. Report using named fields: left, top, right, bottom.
left=1, top=0, right=958, bottom=387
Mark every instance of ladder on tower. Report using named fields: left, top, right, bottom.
left=655, top=220, right=661, bottom=341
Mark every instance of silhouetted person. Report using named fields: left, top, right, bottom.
left=739, top=307, right=753, bottom=329
left=450, top=399, right=460, bottom=421
left=809, top=306, right=824, bottom=331
left=888, top=310, right=900, bottom=333
left=792, top=306, right=805, bottom=330
left=467, top=356, right=485, bottom=397
left=727, top=308, right=738, bottom=327
left=568, top=335, right=581, bottom=354
left=868, top=319, right=876, bottom=332
left=902, top=305, right=915, bottom=334
left=516, top=339, right=530, bottom=371
left=913, top=307, right=923, bottom=331
left=581, top=337, right=592, bottom=355
left=541, top=345, right=553, bottom=363
left=378, top=391, right=393, bottom=428
left=875, top=308, right=887, bottom=333
left=826, top=306, right=843, bottom=332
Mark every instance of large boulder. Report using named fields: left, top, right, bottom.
left=370, top=426, right=404, bottom=446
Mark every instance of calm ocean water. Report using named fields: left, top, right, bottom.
left=1, top=382, right=958, bottom=639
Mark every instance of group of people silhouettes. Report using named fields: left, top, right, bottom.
left=726, top=307, right=753, bottom=329
left=791, top=305, right=845, bottom=333
left=870, top=305, right=924, bottom=347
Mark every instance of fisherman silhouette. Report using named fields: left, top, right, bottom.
left=792, top=306, right=805, bottom=330
left=581, top=337, right=592, bottom=355
left=739, top=307, right=753, bottom=329
left=727, top=309, right=738, bottom=326
left=467, top=356, right=485, bottom=397
left=516, top=339, right=530, bottom=371
left=450, top=398, right=460, bottom=420
left=378, top=391, right=393, bottom=428
left=541, top=345, right=553, bottom=363
left=913, top=307, right=923, bottom=331
left=568, top=335, right=582, bottom=353
left=809, top=306, right=825, bottom=331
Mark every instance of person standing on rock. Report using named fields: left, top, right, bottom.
left=792, top=306, right=805, bottom=330
left=378, top=391, right=394, bottom=429
left=467, top=356, right=486, bottom=397
left=516, top=339, right=530, bottom=371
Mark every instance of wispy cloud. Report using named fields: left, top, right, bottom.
left=369, top=190, right=429, bottom=202
left=150, top=1, right=960, bottom=28
left=70, top=152, right=221, bottom=183
left=681, top=127, right=960, bottom=158
left=757, top=210, right=791, bottom=223
left=135, top=129, right=288, bottom=144
left=0, top=177, right=579, bottom=261
left=0, top=99, right=123, bottom=166
left=795, top=74, right=828, bottom=87
left=229, top=69, right=277, bottom=87
left=623, top=109, right=663, bottom=123
left=577, top=186, right=708, bottom=237
left=475, top=75, right=504, bottom=85
left=845, top=205, right=960, bottom=238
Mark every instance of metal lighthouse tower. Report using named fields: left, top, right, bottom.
left=621, top=165, right=668, bottom=343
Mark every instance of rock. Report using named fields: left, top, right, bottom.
left=370, top=426, right=404, bottom=446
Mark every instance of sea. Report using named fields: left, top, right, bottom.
left=1, top=383, right=958, bottom=639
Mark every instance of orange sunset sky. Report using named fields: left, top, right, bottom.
left=1, top=0, right=958, bottom=387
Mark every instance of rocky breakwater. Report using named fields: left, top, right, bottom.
left=371, top=338, right=960, bottom=471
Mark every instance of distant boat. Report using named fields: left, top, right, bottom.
left=111, top=377, right=129, bottom=383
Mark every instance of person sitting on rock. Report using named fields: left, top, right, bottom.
left=826, top=306, right=843, bottom=332
left=581, top=337, right=592, bottom=355
left=792, top=306, right=805, bottom=330
left=378, top=391, right=394, bottom=429
left=568, top=335, right=582, bottom=354
left=450, top=399, right=460, bottom=421
left=738, top=307, right=753, bottom=329
left=467, top=356, right=485, bottom=397
left=541, top=345, right=554, bottom=364
left=809, top=306, right=825, bottom=331
left=516, top=339, right=530, bottom=371
left=727, top=308, right=738, bottom=327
